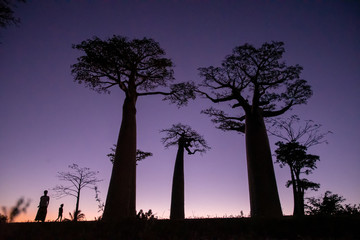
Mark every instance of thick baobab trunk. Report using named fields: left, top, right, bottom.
left=170, top=140, right=185, bottom=220
left=245, top=108, right=282, bottom=217
left=103, top=96, right=137, bottom=221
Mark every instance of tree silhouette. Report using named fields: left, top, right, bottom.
left=270, top=115, right=330, bottom=216
left=0, top=0, right=25, bottom=29
left=53, top=164, right=101, bottom=222
left=71, top=35, right=195, bottom=221
left=161, top=123, right=210, bottom=220
left=269, top=115, right=331, bottom=148
left=275, top=141, right=320, bottom=216
left=305, top=191, right=360, bottom=216
left=196, top=41, right=312, bottom=217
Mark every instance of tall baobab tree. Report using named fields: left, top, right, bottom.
left=161, top=123, right=210, bottom=220
left=53, top=164, right=101, bottom=222
left=196, top=41, right=312, bottom=217
left=71, top=35, right=195, bottom=221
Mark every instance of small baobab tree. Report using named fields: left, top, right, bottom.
left=53, top=164, right=102, bottom=222
left=161, top=123, right=210, bottom=220
left=196, top=41, right=313, bottom=217
left=71, top=35, right=195, bottom=221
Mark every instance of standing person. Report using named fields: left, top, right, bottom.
left=55, top=204, right=64, bottom=222
left=35, top=190, right=50, bottom=222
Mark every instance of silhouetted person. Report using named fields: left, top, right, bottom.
left=146, top=209, right=154, bottom=220
left=55, top=204, right=64, bottom=222
left=137, top=209, right=145, bottom=219
left=35, top=190, right=50, bottom=222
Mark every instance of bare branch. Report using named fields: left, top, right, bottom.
left=52, top=164, right=102, bottom=204
left=201, top=107, right=245, bottom=133
left=269, top=115, right=332, bottom=147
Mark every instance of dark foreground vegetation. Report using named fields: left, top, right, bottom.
left=1, top=216, right=359, bottom=240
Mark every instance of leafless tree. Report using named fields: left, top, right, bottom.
left=53, top=164, right=101, bottom=221
left=268, top=115, right=332, bottom=148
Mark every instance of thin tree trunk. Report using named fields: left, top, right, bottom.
left=170, top=140, right=185, bottom=220
left=74, top=189, right=80, bottom=222
left=245, top=108, right=283, bottom=217
left=298, top=189, right=305, bottom=216
left=103, top=96, right=137, bottom=221
left=289, top=167, right=299, bottom=216
left=295, top=173, right=305, bottom=216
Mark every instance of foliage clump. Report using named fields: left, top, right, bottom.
left=1, top=197, right=30, bottom=223
left=306, top=191, right=360, bottom=216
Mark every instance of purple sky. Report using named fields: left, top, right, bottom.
left=0, top=0, right=359, bottom=221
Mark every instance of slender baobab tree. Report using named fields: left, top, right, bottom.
left=71, top=35, right=194, bottom=221
left=161, top=123, right=210, bottom=220
left=196, top=41, right=313, bottom=217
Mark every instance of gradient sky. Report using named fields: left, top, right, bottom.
left=0, top=0, right=359, bottom=222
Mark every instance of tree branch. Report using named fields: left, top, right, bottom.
left=263, top=101, right=293, bottom=117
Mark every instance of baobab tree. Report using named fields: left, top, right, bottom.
left=196, top=41, right=312, bottom=217
left=53, top=164, right=101, bottom=222
left=71, top=35, right=194, bottom=221
left=161, top=123, right=210, bottom=220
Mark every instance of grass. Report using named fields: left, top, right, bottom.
left=1, top=216, right=359, bottom=240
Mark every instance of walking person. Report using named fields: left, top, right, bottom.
left=35, top=190, right=50, bottom=222
left=55, top=204, right=64, bottom=222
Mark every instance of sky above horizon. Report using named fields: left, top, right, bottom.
left=0, top=0, right=359, bottom=222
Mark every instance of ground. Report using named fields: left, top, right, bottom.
left=1, top=216, right=359, bottom=240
